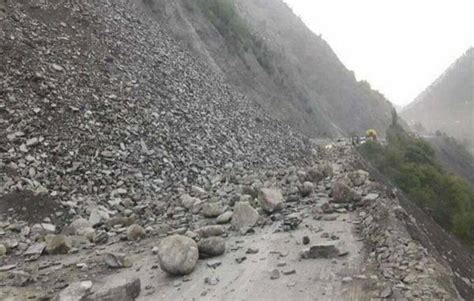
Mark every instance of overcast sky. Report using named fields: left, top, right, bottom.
left=283, top=0, right=473, bottom=107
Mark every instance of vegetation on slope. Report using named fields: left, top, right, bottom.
left=183, top=0, right=273, bottom=73
left=359, top=117, right=474, bottom=245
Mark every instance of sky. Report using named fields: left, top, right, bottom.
left=283, top=0, right=474, bottom=107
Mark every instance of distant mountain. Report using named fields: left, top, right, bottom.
left=140, top=0, right=395, bottom=137
left=402, top=48, right=474, bottom=151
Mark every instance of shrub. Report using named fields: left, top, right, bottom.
left=358, top=124, right=474, bottom=245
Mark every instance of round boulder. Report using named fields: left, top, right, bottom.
left=157, top=235, right=199, bottom=275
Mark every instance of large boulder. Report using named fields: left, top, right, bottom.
left=126, top=224, right=146, bottom=241
left=306, top=167, right=324, bottom=183
left=331, top=181, right=359, bottom=203
left=258, top=188, right=284, bottom=213
left=87, top=278, right=141, bottom=301
left=231, top=202, right=259, bottom=231
left=63, top=218, right=96, bottom=242
left=348, top=170, right=369, bottom=187
left=198, top=237, right=226, bottom=258
left=45, top=234, right=72, bottom=255
left=299, top=181, right=314, bottom=197
left=157, top=235, right=199, bottom=275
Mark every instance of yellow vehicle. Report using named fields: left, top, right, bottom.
left=366, top=129, right=378, bottom=141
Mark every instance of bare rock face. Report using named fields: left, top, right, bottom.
left=231, top=202, right=259, bottom=230
left=157, top=235, right=199, bottom=275
left=258, top=188, right=284, bottom=213
left=198, top=237, right=226, bottom=258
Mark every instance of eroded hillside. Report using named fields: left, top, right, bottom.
left=139, top=0, right=395, bottom=137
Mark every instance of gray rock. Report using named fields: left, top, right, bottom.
left=331, top=181, right=359, bottom=203
left=231, top=202, right=259, bottom=231
left=216, top=211, right=233, bottom=224
left=299, top=181, right=314, bottom=197
left=301, top=242, right=347, bottom=259
left=202, top=202, right=223, bottom=218
left=63, top=218, right=95, bottom=242
left=89, top=208, right=110, bottom=226
left=198, top=237, right=225, bottom=258
left=54, top=281, right=93, bottom=301
left=104, top=253, right=132, bottom=268
left=319, top=161, right=334, bottom=178
left=31, top=223, right=56, bottom=235
left=195, top=225, right=225, bottom=238
left=306, top=167, right=324, bottom=183
left=258, top=188, right=284, bottom=213
left=23, top=243, right=46, bottom=256
left=380, top=286, right=393, bottom=298
left=45, top=235, right=72, bottom=255
left=87, top=278, right=141, bottom=301
left=0, top=244, right=6, bottom=256
left=270, top=269, right=280, bottom=280
left=157, top=235, right=199, bottom=275
left=181, top=194, right=200, bottom=210
left=348, top=170, right=369, bottom=187
left=127, top=224, right=146, bottom=241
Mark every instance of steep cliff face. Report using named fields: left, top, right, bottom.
left=140, top=0, right=394, bottom=137
left=402, top=48, right=474, bottom=150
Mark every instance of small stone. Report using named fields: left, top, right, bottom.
left=104, top=253, right=132, bottom=268
left=51, top=63, right=64, bottom=72
left=235, top=256, right=247, bottom=264
left=301, top=242, right=346, bottom=259
left=380, top=286, right=393, bottom=298
left=270, top=269, right=280, bottom=280
left=302, top=236, right=310, bottom=245
left=246, top=247, right=259, bottom=254
left=195, top=225, right=225, bottom=238
left=0, top=244, right=6, bottom=256
left=342, top=276, right=352, bottom=283
left=204, top=276, right=219, bottom=286
left=216, top=211, right=233, bottom=224
left=206, top=260, right=222, bottom=269
left=282, top=269, right=296, bottom=275
left=126, top=224, right=146, bottom=241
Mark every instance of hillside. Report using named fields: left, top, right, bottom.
left=0, top=1, right=470, bottom=300
left=402, top=48, right=474, bottom=151
left=140, top=0, right=395, bottom=137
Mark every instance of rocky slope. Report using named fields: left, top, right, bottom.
left=140, top=0, right=395, bottom=137
left=0, top=140, right=463, bottom=300
left=402, top=48, right=474, bottom=151
left=0, top=1, right=469, bottom=300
